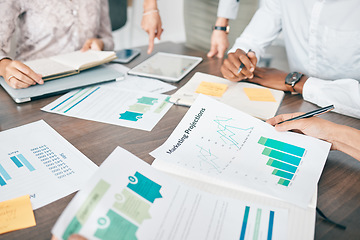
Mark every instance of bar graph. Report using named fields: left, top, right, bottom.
left=239, top=206, right=275, bottom=240
left=258, top=136, right=306, bottom=187
left=0, top=154, right=36, bottom=187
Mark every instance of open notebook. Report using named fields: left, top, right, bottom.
left=170, top=72, right=285, bottom=120
left=24, top=50, right=117, bottom=81
left=150, top=95, right=331, bottom=239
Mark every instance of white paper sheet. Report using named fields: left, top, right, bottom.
left=0, top=120, right=98, bottom=209
left=41, top=86, right=173, bottom=131
left=52, top=147, right=288, bottom=240
left=105, top=64, right=177, bottom=94
left=150, top=95, right=331, bottom=208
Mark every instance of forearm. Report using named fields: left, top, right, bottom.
left=330, top=124, right=360, bottom=161
left=143, top=0, right=158, bottom=11
left=215, top=17, right=229, bottom=27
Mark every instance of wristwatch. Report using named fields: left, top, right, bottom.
left=213, top=25, right=230, bottom=34
left=285, top=72, right=303, bottom=91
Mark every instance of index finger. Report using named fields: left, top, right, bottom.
left=147, top=30, right=156, bottom=54
left=266, top=112, right=304, bottom=126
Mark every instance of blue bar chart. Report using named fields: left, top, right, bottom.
left=239, top=205, right=275, bottom=240
left=258, top=136, right=306, bottom=187
left=0, top=154, right=36, bottom=187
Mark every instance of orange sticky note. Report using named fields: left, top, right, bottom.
left=195, top=81, right=228, bottom=97
left=243, top=88, right=276, bottom=102
left=0, top=195, right=36, bottom=234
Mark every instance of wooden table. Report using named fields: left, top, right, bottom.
left=0, top=42, right=359, bottom=240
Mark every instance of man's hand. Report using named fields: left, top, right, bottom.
left=0, top=59, right=43, bottom=89
left=221, top=49, right=257, bottom=81
left=81, top=38, right=104, bottom=51
left=207, top=29, right=229, bottom=58
left=251, top=67, right=290, bottom=91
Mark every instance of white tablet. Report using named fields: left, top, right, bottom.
left=127, top=52, right=202, bottom=82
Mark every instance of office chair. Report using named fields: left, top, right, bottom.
left=108, top=0, right=128, bottom=31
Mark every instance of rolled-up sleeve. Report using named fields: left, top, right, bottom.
left=303, top=77, right=360, bottom=118
left=98, top=0, right=114, bottom=51
left=0, top=1, right=22, bottom=60
left=217, top=0, right=240, bottom=20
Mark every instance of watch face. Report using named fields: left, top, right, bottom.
left=285, top=72, right=302, bottom=85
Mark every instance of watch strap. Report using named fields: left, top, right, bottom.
left=213, top=25, right=229, bottom=33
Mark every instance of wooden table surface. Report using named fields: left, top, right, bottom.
left=0, top=42, right=359, bottom=240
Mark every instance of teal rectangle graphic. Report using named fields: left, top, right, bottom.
left=266, top=159, right=297, bottom=174
left=272, top=169, right=294, bottom=180
left=240, top=206, right=250, bottom=240
left=17, top=154, right=35, bottom=172
left=0, top=164, right=11, bottom=180
left=278, top=178, right=290, bottom=186
left=0, top=175, right=6, bottom=186
left=262, top=148, right=301, bottom=166
left=258, top=137, right=305, bottom=157
left=10, top=156, right=23, bottom=168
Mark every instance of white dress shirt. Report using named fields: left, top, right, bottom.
left=228, top=0, right=360, bottom=118
left=217, top=0, right=240, bottom=19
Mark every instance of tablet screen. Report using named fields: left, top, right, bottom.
left=128, top=52, right=202, bottom=82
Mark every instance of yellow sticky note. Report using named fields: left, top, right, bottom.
left=195, top=81, right=228, bottom=97
left=0, top=195, right=36, bottom=234
left=243, top=88, right=276, bottom=102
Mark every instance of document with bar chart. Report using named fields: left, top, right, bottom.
left=41, top=86, right=173, bottom=131
left=0, top=120, right=97, bottom=209
left=151, top=95, right=331, bottom=208
left=53, top=147, right=288, bottom=240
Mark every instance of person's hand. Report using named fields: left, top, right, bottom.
left=81, top=38, right=104, bottom=52
left=141, top=10, right=163, bottom=54
left=221, top=49, right=257, bottom=81
left=207, top=29, right=229, bottom=58
left=0, top=58, right=43, bottom=89
left=266, top=112, right=337, bottom=149
left=250, top=67, right=290, bottom=91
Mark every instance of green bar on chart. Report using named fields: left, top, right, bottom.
left=258, top=136, right=305, bottom=157
left=272, top=169, right=294, bottom=180
left=262, top=148, right=301, bottom=166
left=278, top=178, right=290, bottom=186
left=253, top=208, right=262, bottom=240
left=266, top=159, right=297, bottom=174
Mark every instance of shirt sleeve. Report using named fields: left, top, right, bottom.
left=98, top=0, right=114, bottom=51
left=228, top=0, right=282, bottom=59
left=217, top=0, right=240, bottom=20
left=303, top=77, right=360, bottom=119
left=0, top=1, right=22, bottom=60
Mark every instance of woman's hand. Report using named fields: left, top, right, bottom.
left=81, top=38, right=104, bottom=51
left=0, top=58, right=43, bottom=89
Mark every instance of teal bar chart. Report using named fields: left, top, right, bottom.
left=239, top=206, right=275, bottom=240
left=258, top=136, right=306, bottom=187
left=0, top=154, right=36, bottom=187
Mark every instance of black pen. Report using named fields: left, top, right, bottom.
left=277, top=105, right=334, bottom=124
left=237, top=49, right=252, bottom=74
